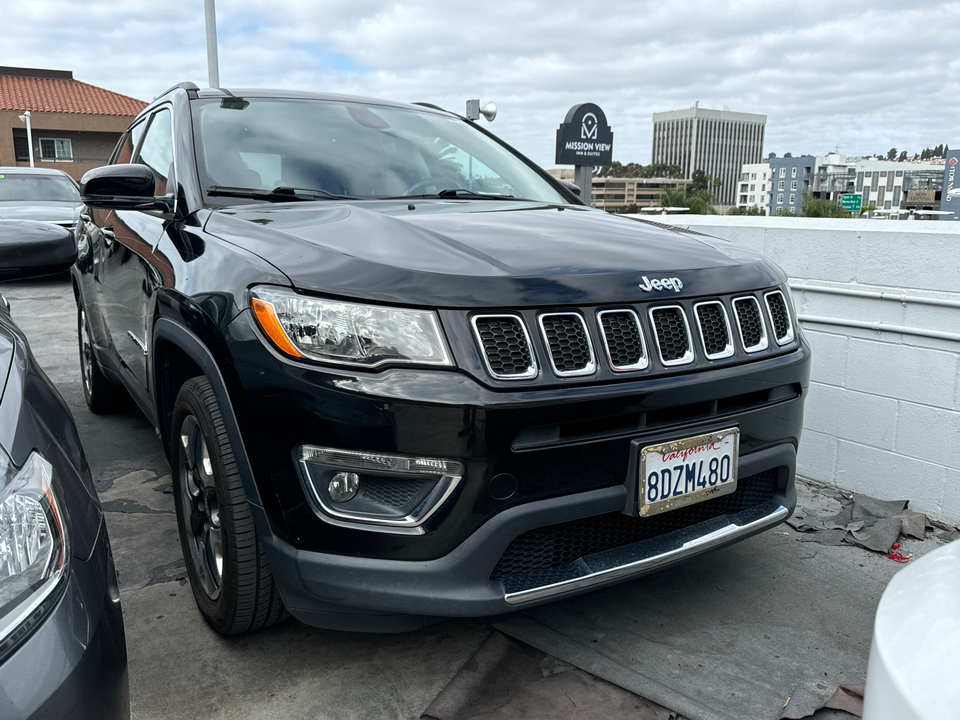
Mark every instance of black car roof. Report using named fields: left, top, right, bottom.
left=146, top=83, right=455, bottom=119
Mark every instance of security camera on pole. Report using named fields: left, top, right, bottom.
left=556, top=104, right=614, bottom=204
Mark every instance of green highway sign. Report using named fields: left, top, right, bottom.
left=840, top=193, right=862, bottom=213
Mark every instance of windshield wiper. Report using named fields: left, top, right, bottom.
left=395, top=188, right=524, bottom=201
left=207, top=186, right=358, bottom=202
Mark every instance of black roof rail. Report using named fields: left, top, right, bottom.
left=412, top=102, right=448, bottom=113
left=155, top=81, right=200, bottom=99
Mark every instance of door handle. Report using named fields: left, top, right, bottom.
left=102, top=225, right=115, bottom=247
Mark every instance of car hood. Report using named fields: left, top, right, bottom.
left=204, top=201, right=785, bottom=307
left=0, top=202, right=80, bottom=224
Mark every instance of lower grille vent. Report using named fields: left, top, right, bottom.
left=490, top=469, right=780, bottom=581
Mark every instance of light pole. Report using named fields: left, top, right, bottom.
left=18, top=111, right=34, bottom=167
left=204, top=0, right=220, bottom=88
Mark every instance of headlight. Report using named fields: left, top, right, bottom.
left=250, top=286, right=453, bottom=368
left=0, top=450, right=69, bottom=655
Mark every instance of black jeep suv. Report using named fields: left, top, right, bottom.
left=72, top=83, right=809, bottom=634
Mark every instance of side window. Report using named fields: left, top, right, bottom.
left=113, top=121, right=146, bottom=165
left=136, top=108, right=174, bottom=196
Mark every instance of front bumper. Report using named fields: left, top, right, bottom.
left=222, top=313, right=809, bottom=629
left=0, top=522, right=128, bottom=720
left=262, top=444, right=795, bottom=630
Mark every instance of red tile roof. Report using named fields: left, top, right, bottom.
left=0, top=74, right=146, bottom=117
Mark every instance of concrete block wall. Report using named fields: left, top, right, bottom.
left=638, top=215, right=960, bottom=524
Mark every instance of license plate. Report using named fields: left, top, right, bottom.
left=639, top=428, right=739, bottom=517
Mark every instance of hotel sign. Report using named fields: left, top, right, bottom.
left=940, top=151, right=960, bottom=220
left=556, top=103, right=613, bottom=166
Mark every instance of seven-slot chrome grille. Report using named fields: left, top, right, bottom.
left=470, top=290, right=794, bottom=381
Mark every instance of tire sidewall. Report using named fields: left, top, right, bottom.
left=171, top=379, right=238, bottom=632
left=77, top=305, right=96, bottom=409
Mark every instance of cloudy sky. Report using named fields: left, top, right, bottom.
left=3, top=0, right=957, bottom=169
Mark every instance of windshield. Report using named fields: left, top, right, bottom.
left=192, top=97, right=567, bottom=204
left=0, top=174, right=80, bottom=203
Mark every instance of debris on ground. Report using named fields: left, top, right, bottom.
left=787, top=480, right=951, bottom=556
left=825, top=685, right=865, bottom=716
left=886, top=542, right=911, bottom=564
left=780, top=682, right=864, bottom=719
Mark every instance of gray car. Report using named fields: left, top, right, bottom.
left=1, top=220, right=128, bottom=719
left=0, top=167, right=83, bottom=231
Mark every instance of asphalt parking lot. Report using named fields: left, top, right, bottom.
left=4, top=274, right=948, bottom=720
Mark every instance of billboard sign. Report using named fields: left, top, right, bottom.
left=556, top=103, right=614, bottom=166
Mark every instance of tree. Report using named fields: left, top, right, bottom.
left=784, top=152, right=793, bottom=158
left=690, top=169, right=722, bottom=193
left=660, top=185, right=718, bottom=215
left=594, top=161, right=682, bottom=179
left=800, top=192, right=850, bottom=218
left=768, top=152, right=777, bottom=159
left=727, top=205, right=763, bottom=216
left=898, top=150, right=907, bottom=161
left=640, top=163, right=683, bottom=178
left=887, top=148, right=898, bottom=161
left=660, top=187, right=690, bottom=209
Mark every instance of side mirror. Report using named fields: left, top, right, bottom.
left=0, top=220, right=77, bottom=281
left=560, top=179, right=582, bottom=197
left=80, top=164, right=164, bottom=210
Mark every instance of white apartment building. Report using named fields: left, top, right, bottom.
left=812, top=154, right=944, bottom=212
left=652, top=105, right=766, bottom=206
left=736, top=162, right=773, bottom=214
left=740, top=153, right=946, bottom=215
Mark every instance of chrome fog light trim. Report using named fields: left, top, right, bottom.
left=297, top=446, right=464, bottom=535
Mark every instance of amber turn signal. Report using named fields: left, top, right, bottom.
left=252, top=298, right=303, bottom=358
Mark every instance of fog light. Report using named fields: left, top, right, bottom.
left=298, top=445, right=465, bottom=534
left=328, top=472, right=360, bottom=502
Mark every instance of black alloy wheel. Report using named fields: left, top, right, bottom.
left=171, top=376, right=287, bottom=634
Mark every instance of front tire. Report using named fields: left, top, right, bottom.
left=171, top=376, right=287, bottom=634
